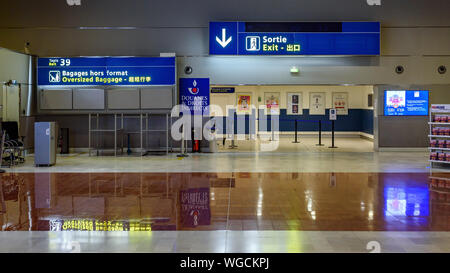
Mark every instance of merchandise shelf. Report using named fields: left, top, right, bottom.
left=429, top=147, right=450, bottom=151
left=429, top=105, right=450, bottom=170
left=429, top=122, right=450, bottom=125
left=429, top=160, right=450, bottom=164
left=428, top=135, right=450, bottom=138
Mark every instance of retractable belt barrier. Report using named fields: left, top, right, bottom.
left=213, top=117, right=336, bottom=148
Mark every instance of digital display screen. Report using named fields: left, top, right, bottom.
left=384, top=90, right=429, bottom=116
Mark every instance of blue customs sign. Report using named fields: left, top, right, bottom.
left=179, top=78, right=210, bottom=115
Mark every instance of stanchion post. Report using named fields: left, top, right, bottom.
left=292, top=120, right=300, bottom=143
left=228, top=110, right=238, bottom=149
left=316, top=120, right=324, bottom=146
left=329, top=120, right=338, bottom=149
left=177, top=124, right=189, bottom=157
left=271, top=117, right=275, bottom=141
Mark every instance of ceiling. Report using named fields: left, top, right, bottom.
left=1, top=0, right=449, bottom=56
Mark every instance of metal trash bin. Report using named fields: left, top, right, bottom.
left=208, top=135, right=218, bottom=153
left=35, top=122, right=57, bottom=167
left=59, top=128, right=69, bottom=154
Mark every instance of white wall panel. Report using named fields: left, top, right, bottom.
left=40, top=89, right=72, bottom=110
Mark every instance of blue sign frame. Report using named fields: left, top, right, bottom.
left=37, top=57, right=176, bottom=86
left=210, top=22, right=380, bottom=56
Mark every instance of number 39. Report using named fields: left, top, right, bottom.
left=60, top=59, right=71, bottom=66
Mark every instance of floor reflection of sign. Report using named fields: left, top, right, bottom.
left=180, top=188, right=211, bottom=228
left=329, top=173, right=336, bottom=187
left=47, top=219, right=152, bottom=231
left=35, top=173, right=51, bottom=209
left=384, top=186, right=429, bottom=217
left=150, top=224, right=177, bottom=231
left=332, top=92, right=348, bottom=115
left=2, top=179, right=19, bottom=201
left=239, top=173, right=251, bottom=178
left=211, top=178, right=236, bottom=188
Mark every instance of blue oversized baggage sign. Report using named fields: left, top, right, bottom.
left=37, top=57, right=176, bottom=86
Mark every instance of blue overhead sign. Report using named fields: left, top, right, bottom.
left=209, top=22, right=238, bottom=55
left=209, top=22, right=380, bottom=56
left=37, top=57, right=176, bottom=86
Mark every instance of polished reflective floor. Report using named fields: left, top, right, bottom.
left=8, top=151, right=430, bottom=173
left=1, top=172, right=448, bottom=232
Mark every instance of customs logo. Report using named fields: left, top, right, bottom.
left=188, top=80, right=200, bottom=95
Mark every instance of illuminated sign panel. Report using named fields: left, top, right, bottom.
left=179, top=78, right=210, bottom=114
left=384, top=90, right=429, bottom=116
left=37, top=57, right=176, bottom=86
left=210, top=22, right=380, bottom=55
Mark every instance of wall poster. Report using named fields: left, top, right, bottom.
left=236, top=93, right=252, bottom=114
left=287, top=92, right=302, bottom=115
left=332, top=92, right=349, bottom=115
left=264, top=92, right=280, bottom=115
left=309, top=92, right=325, bottom=115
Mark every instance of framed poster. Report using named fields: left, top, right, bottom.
left=287, top=92, right=302, bottom=115
left=237, top=93, right=251, bottom=114
left=264, top=92, right=280, bottom=115
left=332, top=92, right=348, bottom=115
left=309, top=92, right=325, bottom=115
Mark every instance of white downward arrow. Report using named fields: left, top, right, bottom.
left=216, top=28, right=232, bottom=48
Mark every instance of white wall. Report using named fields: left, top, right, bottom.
left=0, top=48, right=29, bottom=84
left=0, top=48, right=29, bottom=120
